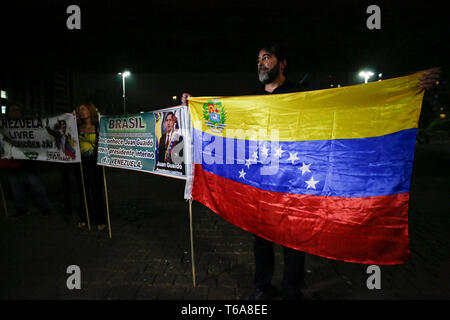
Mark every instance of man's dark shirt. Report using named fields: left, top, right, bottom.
left=253, top=80, right=307, bottom=95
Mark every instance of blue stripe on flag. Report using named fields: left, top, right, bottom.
left=193, top=128, right=417, bottom=198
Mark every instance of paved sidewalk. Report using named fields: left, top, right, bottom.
left=0, top=143, right=449, bottom=300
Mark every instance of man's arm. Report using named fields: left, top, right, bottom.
left=181, top=93, right=192, bottom=106
left=45, top=118, right=58, bottom=138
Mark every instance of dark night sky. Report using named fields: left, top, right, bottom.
left=1, top=0, right=449, bottom=111
left=3, top=0, right=449, bottom=73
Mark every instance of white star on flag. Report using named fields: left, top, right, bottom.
left=239, top=168, right=246, bottom=179
left=260, top=144, right=269, bottom=157
left=274, top=146, right=285, bottom=158
left=306, top=176, right=319, bottom=189
left=245, top=158, right=253, bottom=169
left=287, top=151, right=299, bottom=165
left=252, top=151, right=258, bottom=161
left=299, top=162, right=311, bottom=175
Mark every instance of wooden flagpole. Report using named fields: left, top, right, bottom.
left=102, top=166, right=112, bottom=239
left=189, top=199, right=196, bottom=287
left=79, top=162, right=91, bottom=231
left=0, top=179, right=8, bottom=217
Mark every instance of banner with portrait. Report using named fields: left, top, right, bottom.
left=97, top=106, right=187, bottom=179
left=0, top=113, right=81, bottom=163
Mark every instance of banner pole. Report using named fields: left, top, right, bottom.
left=0, top=179, right=8, bottom=217
left=79, top=162, right=91, bottom=231
left=102, top=166, right=112, bottom=239
left=189, top=199, right=196, bottom=287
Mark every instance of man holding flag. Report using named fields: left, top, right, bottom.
left=249, top=44, right=308, bottom=300
left=185, top=43, right=440, bottom=301
left=252, top=45, right=439, bottom=300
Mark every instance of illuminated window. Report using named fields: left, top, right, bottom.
left=0, top=90, right=7, bottom=99
left=1, top=106, right=6, bottom=114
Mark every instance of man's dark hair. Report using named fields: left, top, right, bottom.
left=258, top=43, right=290, bottom=77
left=258, top=43, right=288, bottom=62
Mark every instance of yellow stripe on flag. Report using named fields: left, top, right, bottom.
left=189, top=73, right=425, bottom=142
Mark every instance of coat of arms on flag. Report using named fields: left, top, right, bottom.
left=203, top=100, right=227, bottom=133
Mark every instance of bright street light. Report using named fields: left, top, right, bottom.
left=359, top=71, right=374, bottom=84
left=118, top=71, right=131, bottom=114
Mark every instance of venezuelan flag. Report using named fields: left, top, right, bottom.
left=188, top=73, right=425, bottom=265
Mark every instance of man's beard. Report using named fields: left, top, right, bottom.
left=258, top=63, right=280, bottom=84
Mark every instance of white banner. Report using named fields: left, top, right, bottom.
left=0, top=113, right=81, bottom=163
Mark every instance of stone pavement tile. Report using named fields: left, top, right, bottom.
left=236, top=253, right=253, bottom=265
left=324, top=262, right=368, bottom=296
left=173, top=274, right=196, bottom=289
left=302, top=276, right=350, bottom=300
left=217, top=272, right=239, bottom=289
left=236, top=288, right=253, bottom=300
left=196, top=276, right=217, bottom=289
left=138, top=275, right=155, bottom=288
left=207, top=261, right=231, bottom=276
left=191, top=256, right=210, bottom=275
left=184, top=287, right=209, bottom=300
left=156, top=287, right=187, bottom=300
left=207, top=287, right=237, bottom=300
left=177, top=261, right=192, bottom=275
left=115, top=261, right=149, bottom=276
left=104, top=283, right=142, bottom=299
left=135, top=284, right=160, bottom=300
left=152, top=273, right=177, bottom=287
left=302, top=257, right=353, bottom=297
left=142, top=259, right=167, bottom=274
left=238, top=278, right=254, bottom=290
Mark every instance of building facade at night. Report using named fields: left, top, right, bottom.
left=0, top=72, right=74, bottom=117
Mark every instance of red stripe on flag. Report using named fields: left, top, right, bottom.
left=192, top=164, right=410, bottom=265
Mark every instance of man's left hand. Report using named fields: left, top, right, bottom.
left=419, top=67, right=441, bottom=90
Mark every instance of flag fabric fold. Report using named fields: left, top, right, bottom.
left=187, top=73, right=425, bottom=265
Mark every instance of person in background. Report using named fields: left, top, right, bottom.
left=75, top=103, right=107, bottom=231
left=2, top=102, right=50, bottom=218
